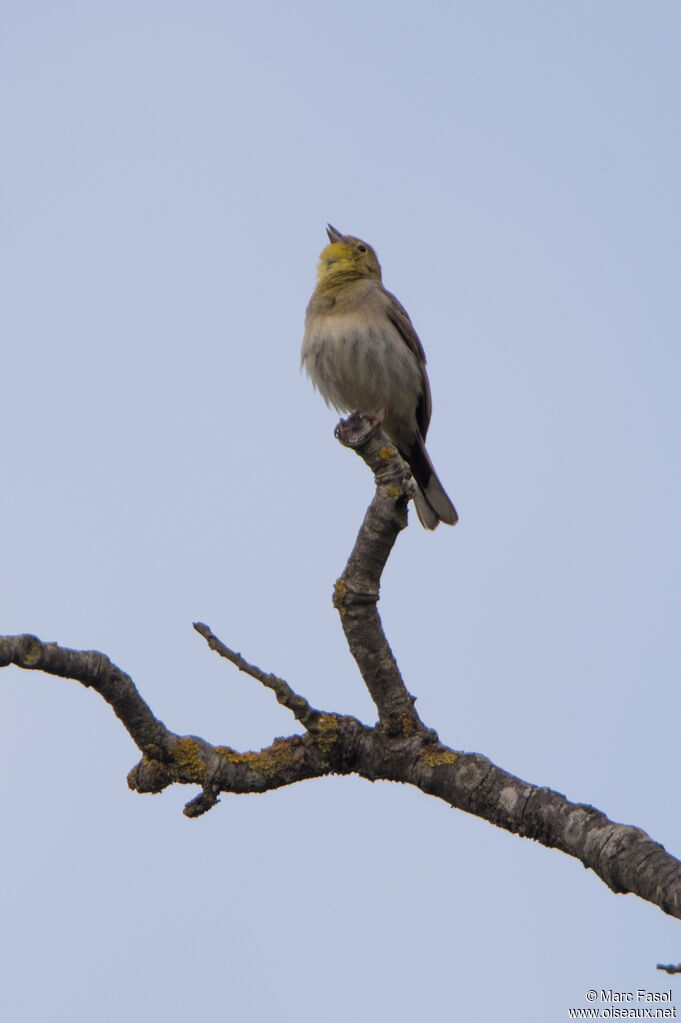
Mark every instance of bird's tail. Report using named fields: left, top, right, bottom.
left=408, top=436, right=458, bottom=530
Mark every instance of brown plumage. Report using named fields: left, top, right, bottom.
left=301, top=224, right=457, bottom=529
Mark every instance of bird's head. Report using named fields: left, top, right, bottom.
left=315, top=224, right=382, bottom=289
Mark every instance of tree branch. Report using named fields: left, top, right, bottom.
left=2, top=415, right=680, bottom=924
left=192, top=621, right=322, bottom=729
left=332, top=412, right=425, bottom=734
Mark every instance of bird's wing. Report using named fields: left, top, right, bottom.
left=384, top=289, right=433, bottom=439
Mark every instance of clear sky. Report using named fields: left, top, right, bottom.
left=2, top=3, right=680, bottom=1020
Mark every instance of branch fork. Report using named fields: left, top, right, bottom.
left=3, top=417, right=681, bottom=931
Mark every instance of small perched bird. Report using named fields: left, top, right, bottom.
left=301, top=224, right=458, bottom=529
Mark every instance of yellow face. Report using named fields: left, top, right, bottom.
left=316, top=233, right=382, bottom=288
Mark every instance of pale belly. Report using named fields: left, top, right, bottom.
left=301, top=313, right=422, bottom=434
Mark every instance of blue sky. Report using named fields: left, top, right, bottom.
left=2, top=3, right=680, bottom=1020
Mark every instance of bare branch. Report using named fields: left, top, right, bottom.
left=193, top=621, right=322, bottom=729
left=4, top=628, right=681, bottom=916
left=333, top=412, right=424, bottom=733
left=3, top=413, right=681, bottom=919
left=0, top=633, right=172, bottom=756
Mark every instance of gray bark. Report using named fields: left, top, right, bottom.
left=2, top=413, right=679, bottom=921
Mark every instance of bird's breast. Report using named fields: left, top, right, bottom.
left=301, top=308, right=422, bottom=423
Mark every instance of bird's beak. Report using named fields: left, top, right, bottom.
left=326, top=224, right=344, bottom=244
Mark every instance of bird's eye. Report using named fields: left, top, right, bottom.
left=357, top=245, right=367, bottom=253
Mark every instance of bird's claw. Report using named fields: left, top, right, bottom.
left=335, top=411, right=385, bottom=448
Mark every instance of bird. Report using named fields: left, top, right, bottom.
left=301, top=224, right=458, bottom=529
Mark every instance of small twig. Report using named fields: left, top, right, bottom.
left=184, top=783, right=221, bottom=819
left=193, top=622, right=321, bottom=729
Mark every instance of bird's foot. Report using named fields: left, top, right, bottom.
left=335, top=411, right=385, bottom=448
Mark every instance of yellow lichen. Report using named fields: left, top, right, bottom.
left=420, top=748, right=458, bottom=767
left=215, top=739, right=297, bottom=780
left=379, top=446, right=395, bottom=460
left=394, top=712, right=420, bottom=737
left=215, top=745, right=240, bottom=762
left=141, top=743, right=164, bottom=761
left=21, top=637, right=43, bottom=667
left=172, top=737, right=207, bottom=783
left=313, top=713, right=341, bottom=759
left=333, top=578, right=348, bottom=614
